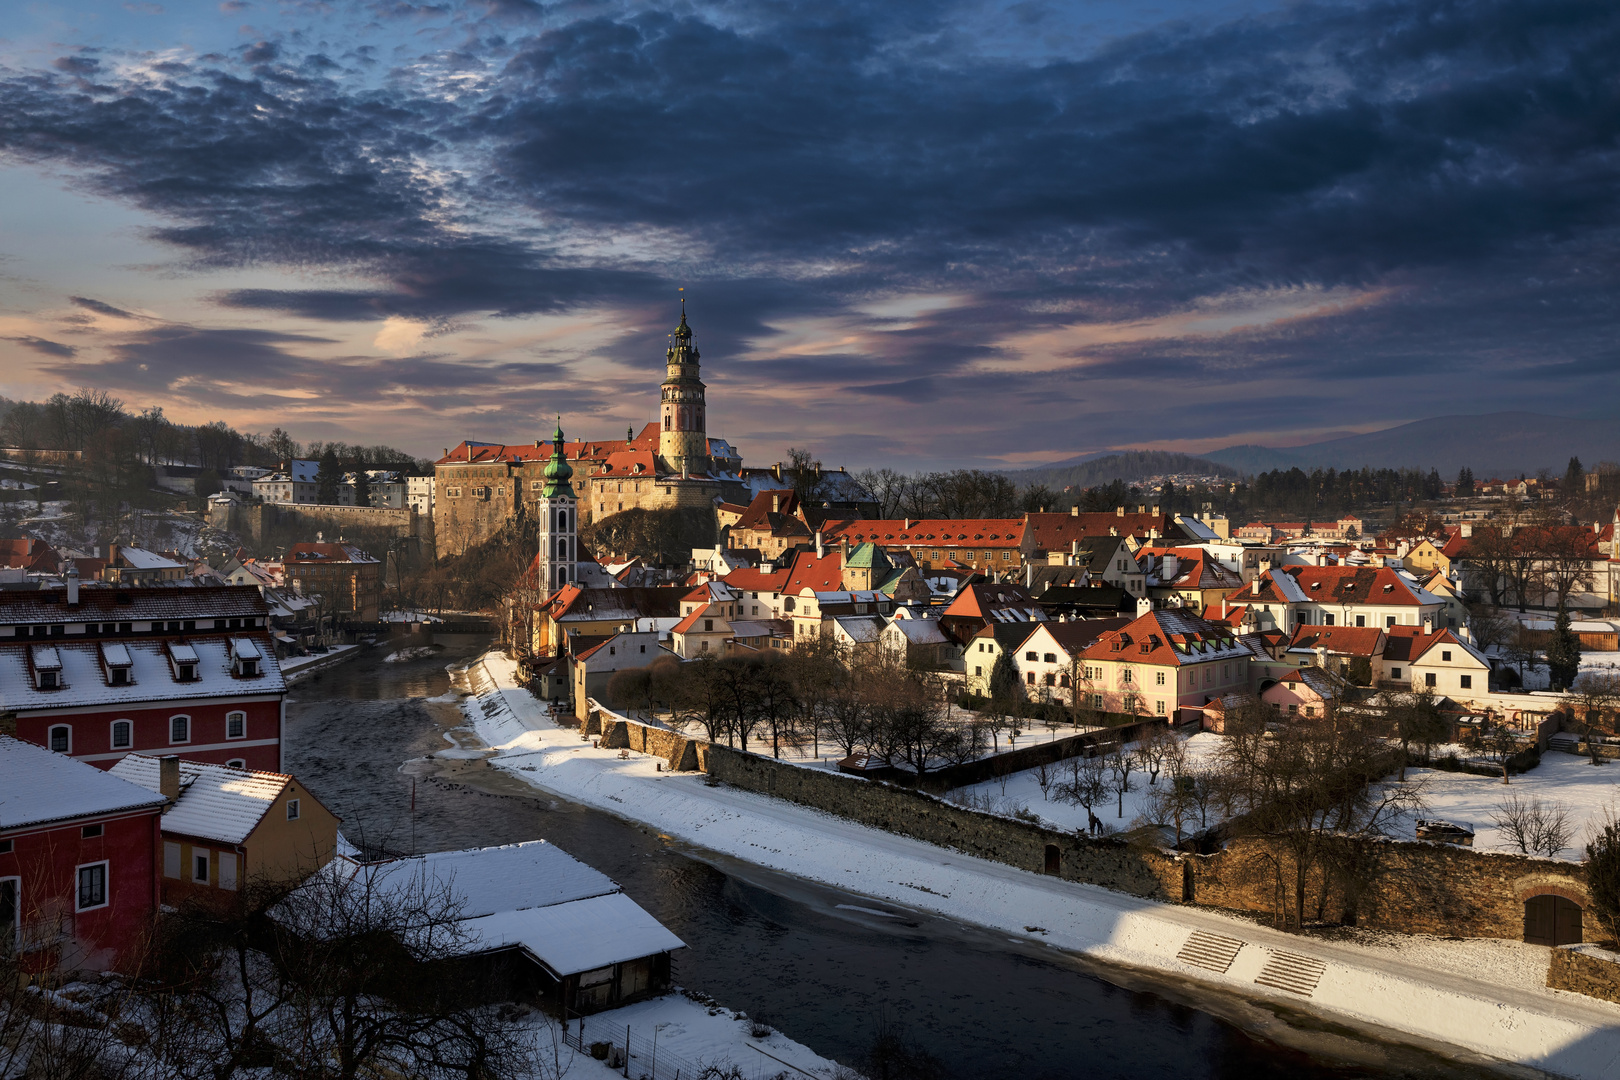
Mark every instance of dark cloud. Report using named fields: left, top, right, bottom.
left=70, top=296, right=143, bottom=319
left=5, top=336, right=78, bottom=357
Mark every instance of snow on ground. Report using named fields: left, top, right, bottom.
left=553, top=992, right=846, bottom=1079
left=280, top=643, right=361, bottom=677
left=455, top=651, right=1620, bottom=1080
left=951, top=732, right=1226, bottom=835
left=1388, top=753, right=1620, bottom=860
left=1488, top=649, right=1620, bottom=692
left=384, top=645, right=440, bottom=663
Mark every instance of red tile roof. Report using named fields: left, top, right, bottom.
left=820, top=518, right=1026, bottom=546
left=942, top=583, right=1039, bottom=620
left=435, top=424, right=660, bottom=466
left=1287, top=625, right=1385, bottom=658
left=1022, top=512, right=1180, bottom=550
left=782, top=550, right=843, bottom=593
left=1077, top=609, right=1250, bottom=666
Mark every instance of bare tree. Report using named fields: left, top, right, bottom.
left=1569, top=671, right=1620, bottom=767
left=1054, top=753, right=1110, bottom=835
left=1478, top=721, right=1527, bottom=784
left=1490, top=793, right=1574, bottom=857
left=1105, top=744, right=1136, bottom=819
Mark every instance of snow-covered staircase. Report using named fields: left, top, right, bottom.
left=1176, top=930, right=1245, bottom=974
left=1254, top=950, right=1327, bottom=996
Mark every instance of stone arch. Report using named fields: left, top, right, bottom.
left=1043, top=844, right=1061, bottom=876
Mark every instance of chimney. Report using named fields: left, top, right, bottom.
left=773, top=462, right=782, bottom=481
left=160, top=755, right=180, bottom=805
left=1152, top=504, right=1160, bottom=515
left=815, top=530, right=824, bottom=558
left=1070, top=505, right=1078, bottom=517
left=1024, top=561, right=1033, bottom=589
left=1423, top=615, right=1434, bottom=634
left=1459, top=625, right=1472, bottom=643
left=108, top=543, right=119, bottom=568
left=1251, top=577, right=1261, bottom=597
left=1109, top=526, right=1118, bottom=537
left=1136, top=596, right=1153, bottom=618
left=904, top=518, right=911, bottom=530
left=1116, top=506, right=1125, bottom=517
left=66, top=564, right=79, bottom=605
left=1221, top=596, right=1228, bottom=619
left=1315, top=645, right=1327, bottom=668
left=442, top=448, right=448, bottom=457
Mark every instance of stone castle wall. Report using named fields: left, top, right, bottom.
left=1547, top=944, right=1620, bottom=1004
left=210, top=501, right=422, bottom=543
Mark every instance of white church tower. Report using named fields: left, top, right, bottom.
left=537, top=419, right=577, bottom=593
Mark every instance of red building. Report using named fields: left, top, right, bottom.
left=0, top=735, right=165, bottom=972
left=0, top=584, right=286, bottom=771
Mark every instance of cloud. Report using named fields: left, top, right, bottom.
left=1, top=0, right=1619, bottom=464
left=4, top=336, right=78, bottom=357
left=70, top=296, right=145, bottom=320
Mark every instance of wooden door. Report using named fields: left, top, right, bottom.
left=1524, top=895, right=1583, bottom=946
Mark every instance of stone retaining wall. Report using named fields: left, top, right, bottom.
left=1548, top=944, right=1620, bottom=1004
left=704, top=744, right=1181, bottom=899
left=585, top=700, right=701, bottom=772
left=701, top=743, right=1590, bottom=938
left=918, top=718, right=1167, bottom=791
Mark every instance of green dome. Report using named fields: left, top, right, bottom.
left=541, top=419, right=574, bottom=498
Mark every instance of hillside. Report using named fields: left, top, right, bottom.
left=1203, top=412, right=1620, bottom=477
left=1006, top=450, right=1238, bottom=492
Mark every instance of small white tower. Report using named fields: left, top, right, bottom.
left=537, top=418, right=577, bottom=594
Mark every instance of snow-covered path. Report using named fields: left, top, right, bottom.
left=455, top=653, right=1620, bottom=1080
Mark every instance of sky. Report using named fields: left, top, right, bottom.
left=1, top=0, right=1617, bottom=471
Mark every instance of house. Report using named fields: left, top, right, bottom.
left=1262, top=666, right=1354, bottom=719
left=938, top=582, right=1046, bottom=647
left=1021, top=507, right=1199, bottom=557
left=1405, top=529, right=1469, bottom=579
left=670, top=581, right=743, bottom=658
left=1136, top=547, right=1245, bottom=610
left=0, top=735, right=166, bottom=972
left=0, top=584, right=286, bottom=772
left=102, top=545, right=188, bottom=585
left=315, top=841, right=684, bottom=1014
left=964, top=622, right=1044, bottom=696
left=109, top=755, right=340, bottom=904
left=0, top=538, right=61, bottom=574
left=725, top=489, right=818, bottom=557
left=1224, top=565, right=1445, bottom=636
left=1008, top=618, right=1133, bottom=704
left=1043, top=535, right=1147, bottom=597
left=252, top=459, right=323, bottom=505
left=1389, top=626, right=1491, bottom=698
left=1075, top=609, right=1256, bottom=723
left=819, top=518, right=1028, bottom=573
left=1285, top=625, right=1386, bottom=683
left=791, top=589, right=895, bottom=645
left=571, top=630, right=671, bottom=718
left=283, top=543, right=384, bottom=622
left=530, top=586, right=683, bottom=659
left=407, top=474, right=435, bottom=517
left=879, top=616, right=957, bottom=670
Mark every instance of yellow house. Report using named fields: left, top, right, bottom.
left=110, top=754, right=340, bottom=904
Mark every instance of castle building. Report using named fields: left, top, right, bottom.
left=432, top=306, right=746, bottom=554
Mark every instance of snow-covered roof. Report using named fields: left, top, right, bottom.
left=463, top=892, right=686, bottom=978
left=30, top=644, right=61, bottom=670
left=346, top=841, right=619, bottom=918
left=232, top=637, right=261, bottom=661
left=102, top=642, right=132, bottom=666
left=0, top=735, right=165, bottom=829
left=886, top=618, right=949, bottom=644
left=169, top=642, right=199, bottom=664
left=118, top=547, right=184, bottom=571
left=109, top=755, right=294, bottom=845
left=833, top=615, right=885, bottom=642
left=0, top=584, right=269, bottom=627
left=0, top=635, right=284, bottom=711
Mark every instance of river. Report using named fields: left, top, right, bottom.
left=283, top=636, right=1502, bottom=1080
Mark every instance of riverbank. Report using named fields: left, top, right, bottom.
left=453, top=650, right=1620, bottom=1079
left=281, top=643, right=364, bottom=682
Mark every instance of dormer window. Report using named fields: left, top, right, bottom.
left=101, top=642, right=133, bottom=687
left=168, top=641, right=200, bottom=681
left=231, top=638, right=262, bottom=677
left=31, top=644, right=62, bottom=690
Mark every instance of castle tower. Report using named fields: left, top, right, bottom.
left=537, top=419, right=577, bottom=594
left=657, top=301, right=709, bottom=475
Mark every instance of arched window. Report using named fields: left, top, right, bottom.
left=556, top=567, right=569, bottom=588
left=663, top=415, right=670, bottom=430
left=49, top=725, right=71, bottom=753
left=226, top=759, right=246, bottom=770
left=226, top=711, right=246, bottom=739
left=170, top=715, right=190, bottom=744
left=556, top=509, right=568, bottom=532
left=110, top=720, right=132, bottom=749
left=556, top=538, right=568, bottom=560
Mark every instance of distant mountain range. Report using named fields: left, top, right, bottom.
left=1200, top=412, right=1620, bottom=478
left=1005, top=450, right=1238, bottom=491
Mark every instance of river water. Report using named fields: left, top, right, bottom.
left=283, top=637, right=1500, bottom=1080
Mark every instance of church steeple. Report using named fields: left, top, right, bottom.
left=537, top=416, right=577, bottom=594
left=658, top=298, right=709, bottom=475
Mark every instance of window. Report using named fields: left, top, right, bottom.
left=1355, top=615, right=1365, bottom=627
left=1060, top=674, right=1071, bottom=687
left=1391, top=667, right=1402, bottom=679
left=1156, top=700, right=1165, bottom=714
left=704, top=619, right=714, bottom=632
left=193, top=853, right=209, bottom=884
left=170, top=715, right=190, bottom=744
left=1460, top=674, right=1472, bottom=689
left=1386, top=616, right=1396, bottom=628
left=226, top=759, right=246, bottom=770
left=1442, top=650, right=1452, bottom=662
left=82, top=824, right=102, bottom=839
left=49, top=725, right=70, bottom=753
left=76, top=862, right=107, bottom=910
left=1091, top=693, right=1104, bottom=709
left=1044, top=653, right=1056, bottom=663
left=226, top=712, right=246, bottom=739
left=1121, top=669, right=1132, bottom=684
left=1025, top=651, right=1038, bottom=661
left=38, top=670, right=58, bottom=690
left=1425, top=672, right=1436, bottom=687
left=110, top=668, right=128, bottom=686
left=974, top=666, right=982, bottom=677
left=286, top=799, right=301, bottom=821
left=1026, top=673, right=1035, bottom=685
left=1155, top=672, right=1166, bottom=686
left=177, top=663, right=195, bottom=681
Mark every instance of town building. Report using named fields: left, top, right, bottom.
left=252, top=459, right=322, bottom=505
left=1225, top=565, right=1445, bottom=636
left=101, top=544, right=187, bottom=585
left=0, top=735, right=166, bottom=972
left=318, top=840, right=684, bottom=1014
left=109, top=755, right=340, bottom=905
left=283, top=542, right=383, bottom=622
left=433, top=306, right=746, bottom=553
left=1074, top=609, right=1256, bottom=723
left=571, top=630, right=672, bottom=718
left=407, top=474, right=435, bottom=517
left=0, top=584, right=286, bottom=772
left=0, top=538, right=61, bottom=574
